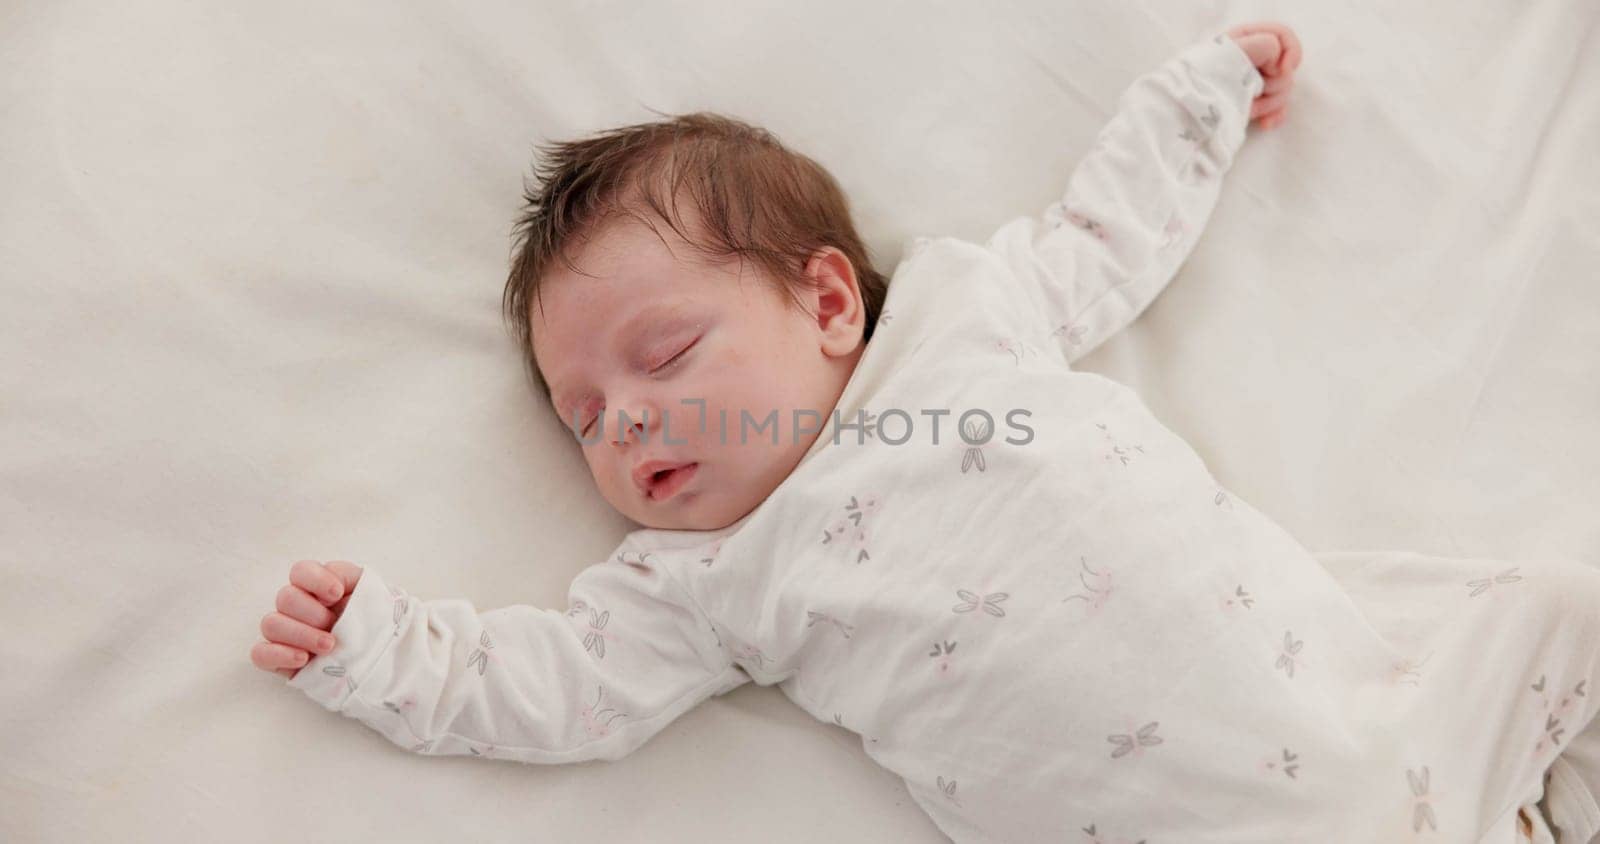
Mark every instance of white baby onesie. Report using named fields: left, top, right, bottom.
left=288, top=33, right=1600, bottom=843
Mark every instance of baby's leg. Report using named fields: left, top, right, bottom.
left=1312, top=550, right=1600, bottom=842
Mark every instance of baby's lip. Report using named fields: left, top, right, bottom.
left=632, top=459, right=698, bottom=501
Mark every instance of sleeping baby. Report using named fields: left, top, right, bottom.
left=251, top=20, right=1600, bottom=843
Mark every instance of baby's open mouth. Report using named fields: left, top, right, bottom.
left=645, top=462, right=698, bottom=502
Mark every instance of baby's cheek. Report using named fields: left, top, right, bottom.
left=584, top=457, right=628, bottom=504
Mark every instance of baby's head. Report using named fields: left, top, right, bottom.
left=503, top=112, right=889, bottom=532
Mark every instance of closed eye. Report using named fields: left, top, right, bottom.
left=650, top=336, right=699, bottom=374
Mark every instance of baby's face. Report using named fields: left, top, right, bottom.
left=531, top=210, right=865, bottom=531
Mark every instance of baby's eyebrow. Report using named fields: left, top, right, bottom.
left=617, top=303, right=695, bottom=351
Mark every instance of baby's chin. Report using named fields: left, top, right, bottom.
left=629, top=493, right=753, bottom=532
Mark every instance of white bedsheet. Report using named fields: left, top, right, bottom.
left=3, top=1, right=1596, bottom=841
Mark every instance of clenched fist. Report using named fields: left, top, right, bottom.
left=1228, top=21, right=1303, bottom=130
left=250, top=559, right=364, bottom=679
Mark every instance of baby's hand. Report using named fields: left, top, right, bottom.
left=250, top=559, right=364, bottom=679
left=1227, top=21, right=1303, bottom=130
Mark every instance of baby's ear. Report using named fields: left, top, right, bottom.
left=802, top=247, right=865, bottom=356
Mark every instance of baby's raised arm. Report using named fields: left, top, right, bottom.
left=983, top=23, right=1301, bottom=365
left=257, top=550, right=747, bottom=763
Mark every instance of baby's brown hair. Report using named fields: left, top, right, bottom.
left=502, top=110, right=890, bottom=402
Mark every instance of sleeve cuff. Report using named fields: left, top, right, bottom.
left=1174, top=32, right=1265, bottom=150
left=1201, top=31, right=1266, bottom=98
left=285, top=565, right=407, bottom=712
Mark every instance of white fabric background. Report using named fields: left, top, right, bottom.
left=2, top=0, right=1595, bottom=841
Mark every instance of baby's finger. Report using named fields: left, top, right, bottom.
left=1227, top=21, right=1301, bottom=76
left=1251, top=90, right=1291, bottom=119
left=1260, top=72, right=1294, bottom=97
left=323, top=560, right=365, bottom=616
left=276, top=583, right=336, bottom=629
left=1233, top=33, right=1282, bottom=74
left=290, top=560, right=345, bottom=606
left=261, top=611, right=337, bottom=656
left=251, top=640, right=312, bottom=672
left=1277, top=25, right=1303, bottom=74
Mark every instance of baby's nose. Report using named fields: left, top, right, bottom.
left=608, top=402, right=660, bottom=446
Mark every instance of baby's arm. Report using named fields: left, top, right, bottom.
left=282, top=551, right=747, bottom=764
left=984, top=25, right=1299, bottom=365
